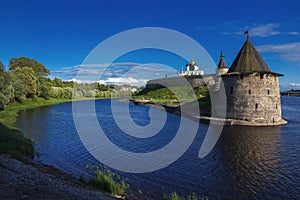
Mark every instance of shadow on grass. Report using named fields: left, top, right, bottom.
left=0, top=122, right=34, bottom=160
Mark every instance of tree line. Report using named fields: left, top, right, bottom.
left=0, top=57, right=134, bottom=110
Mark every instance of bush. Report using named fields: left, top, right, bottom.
left=164, top=192, right=184, bottom=200
left=86, top=165, right=129, bottom=197
left=164, top=192, right=207, bottom=200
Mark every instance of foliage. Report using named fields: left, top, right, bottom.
left=132, top=86, right=211, bottom=109
left=0, top=60, right=5, bottom=71
left=164, top=192, right=184, bottom=200
left=37, top=77, right=52, bottom=99
left=85, top=164, right=129, bottom=197
left=164, top=192, right=208, bottom=200
left=9, top=71, right=26, bottom=102
left=0, top=122, right=34, bottom=159
left=0, top=68, right=12, bottom=110
left=9, top=57, right=50, bottom=77
left=133, top=86, right=208, bottom=101
left=0, top=97, right=76, bottom=159
left=0, top=56, right=138, bottom=161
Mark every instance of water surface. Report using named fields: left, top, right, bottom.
left=17, top=97, right=300, bottom=199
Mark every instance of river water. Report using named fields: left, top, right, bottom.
left=16, top=96, right=300, bottom=199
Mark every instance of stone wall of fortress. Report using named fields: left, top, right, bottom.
left=146, top=75, right=215, bottom=89
left=222, top=73, right=282, bottom=124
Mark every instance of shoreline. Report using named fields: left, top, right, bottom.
left=131, top=99, right=288, bottom=126
left=0, top=97, right=110, bottom=129
left=0, top=154, right=116, bottom=200
left=0, top=97, right=122, bottom=200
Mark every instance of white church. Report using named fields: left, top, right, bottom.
left=179, top=59, right=204, bottom=76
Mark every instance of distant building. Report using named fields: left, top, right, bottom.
left=180, top=59, right=204, bottom=76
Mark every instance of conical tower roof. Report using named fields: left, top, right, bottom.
left=228, top=38, right=271, bottom=73
left=217, top=50, right=227, bottom=69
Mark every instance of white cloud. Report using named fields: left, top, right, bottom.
left=69, top=77, right=148, bottom=86
left=280, top=83, right=300, bottom=91
left=234, top=23, right=300, bottom=38
left=248, top=23, right=281, bottom=37
left=52, top=62, right=177, bottom=78
left=59, top=62, right=178, bottom=87
left=289, top=83, right=300, bottom=87
left=257, top=42, right=300, bottom=63
left=288, top=31, right=300, bottom=36
left=105, top=77, right=148, bottom=86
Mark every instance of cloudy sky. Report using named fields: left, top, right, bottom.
left=0, top=0, right=299, bottom=89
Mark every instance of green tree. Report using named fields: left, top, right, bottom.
left=38, top=77, right=52, bottom=99
left=52, top=77, right=63, bottom=87
left=9, top=57, right=50, bottom=77
left=0, top=64, right=12, bottom=110
left=9, top=57, right=51, bottom=99
left=97, top=83, right=108, bottom=91
left=0, top=61, right=5, bottom=72
left=10, top=67, right=37, bottom=99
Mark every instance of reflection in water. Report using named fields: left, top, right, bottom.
left=217, top=126, right=282, bottom=199
left=15, top=98, right=300, bottom=199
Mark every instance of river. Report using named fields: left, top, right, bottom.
left=16, top=96, right=300, bottom=199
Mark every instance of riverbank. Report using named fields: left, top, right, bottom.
left=0, top=98, right=77, bottom=159
left=0, top=154, right=116, bottom=200
left=0, top=97, right=95, bottom=129
left=131, top=99, right=288, bottom=126
left=0, top=97, right=124, bottom=199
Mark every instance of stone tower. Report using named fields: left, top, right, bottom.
left=222, top=37, right=287, bottom=125
left=216, top=50, right=229, bottom=75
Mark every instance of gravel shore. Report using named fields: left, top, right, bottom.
left=0, top=154, right=116, bottom=200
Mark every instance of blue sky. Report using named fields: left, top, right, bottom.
left=0, top=0, right=299, bottom=89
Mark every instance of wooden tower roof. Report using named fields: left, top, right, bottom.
left=228, top=38, right=271, bottom=73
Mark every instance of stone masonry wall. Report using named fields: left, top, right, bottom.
left=223, top=73, right=282, bottom=124
left=146, top=75, right=214, bottom=89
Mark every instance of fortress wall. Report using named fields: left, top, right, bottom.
left=146, top=75, right=214, bottom=89
left=223, top=73, right=282, bottom=124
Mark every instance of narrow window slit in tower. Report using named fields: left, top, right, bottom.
left=255, top=103, right=258, bottom=109
left=268, top=90, right=270, bottom=95
left=249, top=89, right=251, bottom=94
left=260, top=74, right=264, bottom=79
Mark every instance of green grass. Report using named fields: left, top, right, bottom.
left=0, top=97, right=75, bottom=159
left=164, top=192, right=208, bottom=200
left=0, top=97, right=130, bottom=197
left=86, top=165, right=129, bottom=197
left=0, top=98, right=73, bottom=129
left=0, top=123, right=34, bottom=159
left=132, top=86, right=211, bottom=116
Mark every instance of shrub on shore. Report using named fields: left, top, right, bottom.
left=85, top=164, right=129, bottom=197
left=164, top=192, right=208, bottom=200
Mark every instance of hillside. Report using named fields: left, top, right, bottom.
left=132, top=86, right=211, bottom=116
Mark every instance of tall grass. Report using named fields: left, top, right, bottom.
left=164, top=192, right=208, bottom=200
left=86, top=164, right=129, bottom=197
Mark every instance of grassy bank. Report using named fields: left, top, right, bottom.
left=132, top=86, right=211, bottom=116
left=0, top=98, right=75, bottom=159
left=0, top=97, right=130, bottom=198
left=0, top=98, right=74, bottom=129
